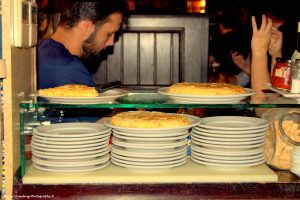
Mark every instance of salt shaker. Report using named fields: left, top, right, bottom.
left=290, top=59, right=300, bottom=93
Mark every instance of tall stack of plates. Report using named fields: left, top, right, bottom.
left=190, top=116, right=269, bottom=168
left=31, top=123, right=111, bottom=172
left=104, top=114, right=201, bottom=170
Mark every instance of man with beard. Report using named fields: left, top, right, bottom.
left=38, top=0, right=129, bottom=89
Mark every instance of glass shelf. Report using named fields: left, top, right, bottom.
left=20, top=92, right=300, bottom=109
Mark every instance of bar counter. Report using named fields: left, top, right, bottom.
left=12, top=170, right=300, bottom=199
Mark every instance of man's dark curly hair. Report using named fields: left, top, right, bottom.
left=59, top=0, right=129, bottom=29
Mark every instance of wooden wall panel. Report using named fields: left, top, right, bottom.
left=156, top=33, right=172, bottom=85
left=140, top=33, right=155, bottom=85
left=93, top=15, right=209, bottom=88
left=123, top=33, right=138, bottom=85
left=2, top=0, right=36, bottom=198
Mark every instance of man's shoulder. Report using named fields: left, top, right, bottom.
left=38, top=39, right=81, bottom=65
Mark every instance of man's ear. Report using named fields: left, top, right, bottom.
left=78, top=20, right=95, bottom=40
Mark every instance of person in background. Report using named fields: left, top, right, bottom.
left=251, top=15, right=283, bottom=93
left=209, top=12, right=252, bottom=87
left=38, top=0, right=129, bottom=89
left=259, top=2, right=298, bottom=60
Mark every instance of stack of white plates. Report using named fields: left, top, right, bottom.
left=31, top=123, right=111, bottom=172
left=291, top=146, right=300, bottom=177
left=104, top=114, right=201, bottom=169
left=190, top=116, right=269, bottom=168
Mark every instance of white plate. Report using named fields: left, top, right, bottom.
left=33, top=134, right=107, bottom=142
left=32, top=161, right=110, bottom=172
left=193, top=126, right=269, bottom=135
left=32, top=155, right=108, bottom=165
left=266, top=83, right=300, bottom=101
left=32, top=138, right=109, bottom=149
left=111, top=145, right=187, bottom=158
left=112, top=137, right=187, bottom=149
left=191, top=132, right=265, bottom=142
left=32, top=154, right=110, bottom=167
left=191, top=149, right=264, bottom=161
left=32, top=135, right=110, bottom=145
left=111, top=156, right=187, bottom=168
left=111, top=154, right=186, bottom=166
left=37, top=89, right=129, bottom=104
left=113, top=132, right=189, bottom=142
left=157, top=87, right=255, bottom=104
left=191, top=156, right=265, bottom=168
left=191, top=136, right=265, bottom=145
left=34, top=128, right=111, bottom=138
left=191, top=152, right=264, bottom=164
left=191, top=128, right=267, bottom=138
left=112, top=129, right=189, bottom=138
left=104, top=114, right=201, bottom=133
left=190, top=143, right=264, bottom=156
left=31, top=146, right=109, bottom=156
left=191, top=140, right=264, bottom=149
left=32, top=149, right=109, bottom=160
left=111, top=152, right=186, bottom=163
left=197, top=116, right=269, bottom=131
left=31, top=143, right=109, bottom=153
left=33, top=123, right=111, bottom=138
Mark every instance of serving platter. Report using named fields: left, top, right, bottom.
left=37, top=89, right=129, bottom=104
left=104, top=114, right=201, bottom=133
left=157, top=87, right=255, bottom=104
left=266, top=83, right=300, bottom=98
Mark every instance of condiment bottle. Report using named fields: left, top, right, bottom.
left=291, top=59, right=300, bottom=93
left=291, top=22, right=300, bottom=62
left=271, top=58, right=291, bottom=91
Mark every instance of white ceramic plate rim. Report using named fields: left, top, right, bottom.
left=32, top=135, right=110, bottom=145
left=111, top=156, right=187, bottom=168
left=113, top=132, right=189, bottom=142
left=191, top=136, right=265, bottom=145
left=191, top=149, right=264, bottom=161
left=157, top=87, right=255, bottom=103
left=32, top=138, right=109, bottom=149
left=33, top=123, right=111, bottom=137
left=111, top=152, right=186, bottom=163
left=32, top=154, right=109, bottom=165
left=193, top=126, right=269, bottom=134
left=31, top=146, right=109, bottom=156
left=37, top=89, right=129, bottom=104
left=32, top=154, right=110, bottom=167
left=190, top=143, right=264, bottom=156
left=191, top=152, right=265, bottom=164
left=191, top=156, right=265, bottom=168
left=32, top=149, right=109, bottom=160
left=33, top=133, right=108, bottom=141
left=191, top=139, right=264, bottom=149
left=191, top=128, right=267, bottom=137
left=112, top=129, right=189, bottom=137
left=191, top=132, right=265, bottom=142
left=32, top=161, right=110, bottom=172
left=197, top=116, right=269, bottom=130
left=111, top=145, right=187, bottom=157
left=104, top=114, right=201, bottom=133
left=112, top=137, right=187, bottom=149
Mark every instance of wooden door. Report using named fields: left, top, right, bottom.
left=93, top=15, right=209, bottom=88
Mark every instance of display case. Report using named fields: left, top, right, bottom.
left=15, top=90, right=300, bottom=199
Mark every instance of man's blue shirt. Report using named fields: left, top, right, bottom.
left=38, top=38, right=95, bottom=89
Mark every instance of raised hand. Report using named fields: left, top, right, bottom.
left=251, top=15, right=273, bottom=56
left=268, top=27, right=283, bottom=58
left=231, top=51, right=250, bottom=74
